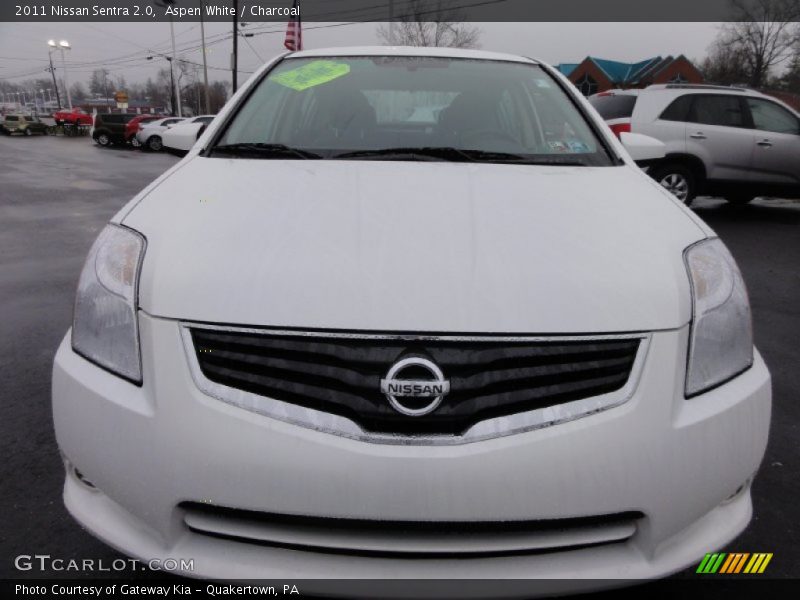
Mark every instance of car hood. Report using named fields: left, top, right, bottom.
left=123, top=158, right=705, bottom=333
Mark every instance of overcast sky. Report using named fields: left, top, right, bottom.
left=0, top=21, right=723, bottom=88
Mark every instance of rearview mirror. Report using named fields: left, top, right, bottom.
left=620, top=132, right=666, bottom=164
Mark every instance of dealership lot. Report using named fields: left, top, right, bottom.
left=0, top=134, right=798, bottom=581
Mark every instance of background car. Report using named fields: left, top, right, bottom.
left=589, top=84, right=800, bottom=204
left=125, top=115, right=166, bottom=148
left=1, top=114, right=48, bottom=136
left=161, top=115, right=216, bottom=154
left=135, top=116, right=186, bottom=152
left=53, top=107, right=93, bottom=126
left=92, top=113, right=139, bottom=147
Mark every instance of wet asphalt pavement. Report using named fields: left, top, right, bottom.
left=0, top=134, right=797, bottom=586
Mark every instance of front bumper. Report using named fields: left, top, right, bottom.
left=53, top=313, right=771, bottom=590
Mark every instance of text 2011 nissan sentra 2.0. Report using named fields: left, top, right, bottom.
left=52, top=47, right=770, bottom=593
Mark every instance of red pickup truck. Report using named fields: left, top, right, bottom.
left=53, top=108, right=93, bottom=126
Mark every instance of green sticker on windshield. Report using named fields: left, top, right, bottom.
left=272, top=61, right=351, bottom=91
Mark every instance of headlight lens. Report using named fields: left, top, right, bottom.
left=684, top=238, right=753, bottom=397
left=72, top=224, right=145, bottom=383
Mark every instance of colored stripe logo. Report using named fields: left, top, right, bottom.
left=697, top=553, right=773, bottom=574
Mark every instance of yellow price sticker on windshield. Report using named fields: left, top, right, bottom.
left=272, top=61, right=351, bottom=91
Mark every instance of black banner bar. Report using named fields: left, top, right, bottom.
left=2, top=0, right=796, bottom=23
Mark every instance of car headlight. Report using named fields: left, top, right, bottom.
left=72, top=224, right=146, bottom=383
left=684, top=238, right=753, bottom=397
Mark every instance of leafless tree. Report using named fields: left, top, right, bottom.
left=114, top=74, right=128, bottom=93
left=89, top=68, right=112, bottom=97
left=711, top=0, right=800, bottom=88
left=207, top=81, right=231, bottom=113
left=377, top=0, right=481, bottom=48
left=69, top=82, right=88, bottom=102
left=699, top=43, right=751, bottom=85
left=779, top=53, right=800, bottom=92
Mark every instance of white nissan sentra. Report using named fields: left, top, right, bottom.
left=53, top=47, right=770, bottom=591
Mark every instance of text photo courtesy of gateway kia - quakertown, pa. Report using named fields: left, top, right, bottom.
left=1, top=1, right=799, bottom=599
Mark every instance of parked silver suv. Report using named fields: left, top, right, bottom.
left=590, top=84, right=800, bottom=204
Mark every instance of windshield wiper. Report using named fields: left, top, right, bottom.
left=452, top=150, right=590, bottom=166
left=209, top=143, right=322, bottom=159
left=333, top=147, right=589, bottom=165
left=513, top=157, right=590, bottom=166
left=333, top=147, right=473, bottom=162
left=209, top=144, right=591, bottom=165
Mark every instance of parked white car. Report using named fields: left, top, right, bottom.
left=135, top=116, right=185, bottom=151
left=161, top=115, right=216, bottom=154
left=53, top=47, right=770, bottom=593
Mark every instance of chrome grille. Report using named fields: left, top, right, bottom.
left=188, top=327, right=641, bottom=436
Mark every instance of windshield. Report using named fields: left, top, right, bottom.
left=212, top=56, right=613, bottom=166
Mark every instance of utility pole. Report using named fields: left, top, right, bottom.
left=103, top=70, right=109, bottom=112
left=156, top=1, right=182, bottom=116
left=47, top=50, right=62, bottom=110
left=232, top=0, right=238, bottom=91
left=169, top=60, right=177, bottom=116
left=199, top=0, right=210, bottom=113
left=169, top=15, right=183, bottom=117
left=389, top=0, right=395, bottom=44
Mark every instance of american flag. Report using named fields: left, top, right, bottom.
left=284, top=0, right=302, bottom=51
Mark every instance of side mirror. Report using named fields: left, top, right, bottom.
left=620, top=132, right=666, bottom=164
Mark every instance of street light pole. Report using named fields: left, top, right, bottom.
left=59, top=41, right=72, bottom=109
left=147, top=54, right=177, bottom=116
